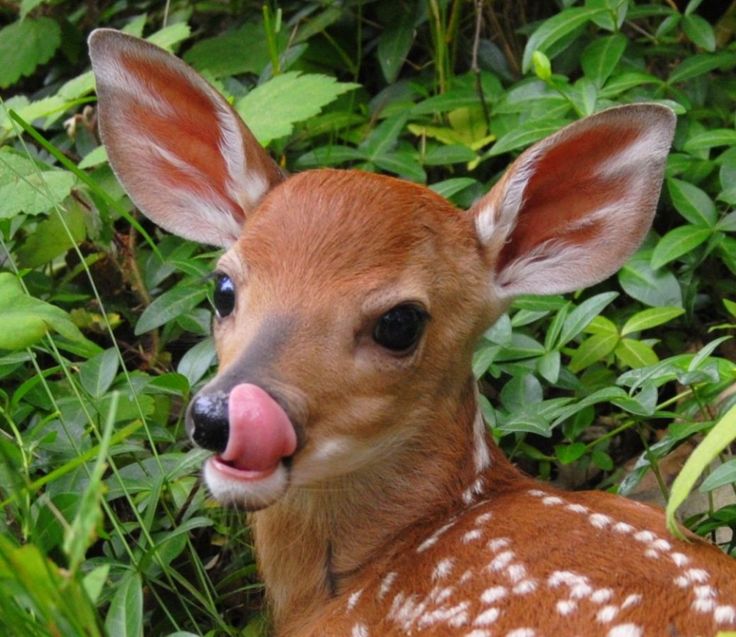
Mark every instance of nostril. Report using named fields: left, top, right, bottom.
left=189, top=393, right=229, bottom=453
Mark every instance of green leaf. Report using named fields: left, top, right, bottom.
left=522, top=8, right=605, bottom=73
left=429, top=178, right=477, bottom=199
left=699, top=459, right=736, bottom=492
left=558, top=292, right=618, bottom=346
left=0, top=18, right=61, bottom=88
left=684, top=129, right=736, bottom=153
left=569, top=332, right=619, bottom=372
left=621, top=306, right=685, bottom=336
left=615, top=338, right=658, bottom=369
left=79, top=349, right=119, bottom=399
left=236, top=72, right=360, bottom=145
left=83, top=564, right=110, bottom=604
left=667, top=403, right=736, bottom=538
left=667, top=178, right=717, bottom=227
left=538, top=350, right=561, bottom=384
left=555, top=442, right=587, bottom=465
left=296, top=145, right=365, bottom=168
left=135, top=284, right=209, bottom=335
left=591, top=448, right=614, bottom=471
left=682, top=14, right=715, bottom=52
left=147, top=23, right=191, bottom=51
left=17, top=206, right=86, bottom=267
left=361, top=114, right=409, bottom=159
left=532, top=51, right=552, bottom=81
left=178, top=337, right=216, bottom=386
left=373, top=151, right=425, bottom=183
left=618, top=250, right=682, bottom=307
left=650, top=225, right=711, bottom=270
left=377, top=4, right=416, bottom=83
left=485, top=120, right=570, bottom=157
left=105, top=570, right=143, bottom=637
left=423, top=145, right=477, bottom=166
left=599, top=71, right=662, bottom=97
left=581, top=33, right=626, bottom=86
left=669, top=52, right=736, bottom=83
left=184, top=23, right=283, bottom=78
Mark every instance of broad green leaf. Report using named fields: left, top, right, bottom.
left=360, top=114, right=408, bottom=158
left=619, top=250, right=682, bottom=308
left=423, top=145, right=477, bottom=165
left=296, top=145, right=365, bottom=168
left=667, top=178, right=717, bottom=227
left=612, top=382, right=658, bottom=416
left=105, top=570, right=143, bottom=637
left=650, top=225, right=711, bottom=269
left=0, top=18, right=61, bottom=88
left=236, top=72, right=359, bottom=145
left=522, top=8, right=605, bottom=73
left=615, top=338, right=658, bottom=369
left=80, top=349, right=119, bottom=399
left=558, top=292, right=618, bottom=346
left=135, top=284, right=209, bottom=335
left=682, top=14, right=715, bottom=52
left=621, top=306, right=685, bottom=336
left=667, top=403, right=736, bottom=538
left=429, top=178, right=477, bottom=199
left=538, top=350, right=561, bottom=384
left=688, top=336, right=731, bottom=371
left=555, top=442, right=587, bottom=465
left=669, top=52, right=736, bottom=84
left=599, top=71, right=661, bottom=97
left=83, top=564, right=110, bottom=604
left=569, top=332, right=619, bottom=372
left=20, top=0, right=47, bottom=18
left=0, top=167, right=76, bottom=218
left=374, top=151, right=426, bottom=183
left=177, top=337, right=216, bottom=386
left=498, top=413, right=551, bottom=437
left=147, top=23, right=191, bottom=51
left=184, top=23, right=284, bottom=78
left=684, top=129, right=736, bottom=153
left=699, top=459, right=736, bottom=492
left=377, top=4, right=416, bottom=83
left=79, top=146, right=108, bottom=170
left=485, top=120, right=569, bottom=157
left=17, top=205, right=86, bottom=267
left=500, top=374, right=543, bottom=409
left=581, top=33, right=626, bottom=86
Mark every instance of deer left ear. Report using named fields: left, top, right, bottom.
left=472, top=104, right=676, bottom=298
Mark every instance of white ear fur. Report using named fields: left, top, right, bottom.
left=473, top=104, right=676, bottom=298
left=89, top=29, right=283, bottom=248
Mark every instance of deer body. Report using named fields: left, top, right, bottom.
left=88, top=30, right=736, bottom=636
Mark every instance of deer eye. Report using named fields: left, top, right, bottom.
left=373, top=304, right=428, bottom=353
left=213, top=273, right=236, bottom=318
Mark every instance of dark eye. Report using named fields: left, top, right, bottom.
left=373, top=304, right=428, bottom=353
left=213, top=273, right=235, bottom=318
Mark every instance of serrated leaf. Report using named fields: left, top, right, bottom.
left=650, top=225, right=711, bottom=269
left=522, top=8, right=605, bottom=73
left=80, top=349, right=119, bottom=399
left=135, top=285, right=208, bottom=335
left=682, top=14, right=715, bottom=52
left=0, top=18, right=61, bottom=88
left=621, top=306, right=685, bottom=336
left=684, top=129, right=736, bottom=153
left=615, top=338, right=658, bottom=369
left=667, top=178, right=716, bottom=227
left=236, top=72, right=359, bottom=146
left=581, top=33, right=626, bottom=86
left=569, top=332, right=619, bottom=372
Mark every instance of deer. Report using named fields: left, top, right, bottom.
left=88, top=28, right=736, bottom=637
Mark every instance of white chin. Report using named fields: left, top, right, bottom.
left=203, top=457, right=290, bottom=509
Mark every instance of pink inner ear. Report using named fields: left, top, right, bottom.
left=496, top=125, right=640, bottom=272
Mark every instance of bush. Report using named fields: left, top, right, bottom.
left=1, top=1, right=735, bottom=634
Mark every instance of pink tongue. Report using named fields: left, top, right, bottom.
left=220, top=384, right=297, bottom=472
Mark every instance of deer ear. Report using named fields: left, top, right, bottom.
left=88, top=29, right=284, bottom=248
left=472, top=104, right=676, bottom=298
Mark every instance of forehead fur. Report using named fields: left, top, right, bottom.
left=238, top=169, right=476, bottom=286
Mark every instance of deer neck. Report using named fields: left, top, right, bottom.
left=250, top=377, right=519, bottom=635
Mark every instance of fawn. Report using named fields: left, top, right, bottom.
left=89, top=29, right=736, bottom=637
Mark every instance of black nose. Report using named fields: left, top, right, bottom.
left=187, top=392, right=229, bottom=452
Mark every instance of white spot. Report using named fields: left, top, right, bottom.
left=459, top=569, right=473, bottom=584
left=433, top=558, right=455, bottom=581
left=418, top=602, right=470, bottom=629
left=633, top=530, right=655, bottom=543
left=488, top=550, right=514, bottom=572
left=556, top=600, right=577, bottom=615
left=613, top=522, right=634, bottom=534
left=695, top=585, right=715, bottom=599
left=378, top=571, right=397, bottom=600
left=347, top=589, right=363, bottom=611
left=463, top=477, right=486, bottom=505
left=472, top=409, right=491, bottom=473
left=527, top=489, right=547, bottom=497
left=589, top=513, right=612, bottom=529
left=433, top=586, right=455, bottom=604
left=513, top=579, right=537, bottom=595
left=464, top=529, right=483, bottom=544
left=715, top=605, right=736, bottom=624
left=685, top=568, right=710, bottom=583
left=548, top=570, right=584, bottom=588
left=417, top=520, right=456, bottom=553
left=591, top=588, right=614, bottom=604
left=621, top=594, right=641, bottom=609
left=607, top=624, right=643, bottom=637
left=674, top=575, right=690, bottom=588
left=506, top=629, right=535, bottom=637
left=693, top=598, right=716, bottom=613
left=475, top=512, right=493, bottom=525
left=506, top=563, right=527, bottom=583
left=481, top=586, right=507, bottom=604
left=566, top=503, right=588, bottom=514
left=487, top=537, right=510, bottom=552
left=542, top=496, right=563, bottom=506
left=670, top=552, right=689, bottom=567
left=651, top=538, right=671, bottom=551
left=474, top=607, right=500, bottom=626
left=644, top=549, right=660, bottom=559
left=466, top=631, right=491, bottom=637
left=351, top=623, right=368, bottom=637
left=571, top=582, right=593, bottom=599
left=597, top=605, right=619, bottom=623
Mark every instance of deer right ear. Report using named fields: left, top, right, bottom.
left=88, top=29, right=284, bottom=248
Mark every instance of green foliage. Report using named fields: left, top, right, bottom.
left=1, top=0, right=735, bottom=634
